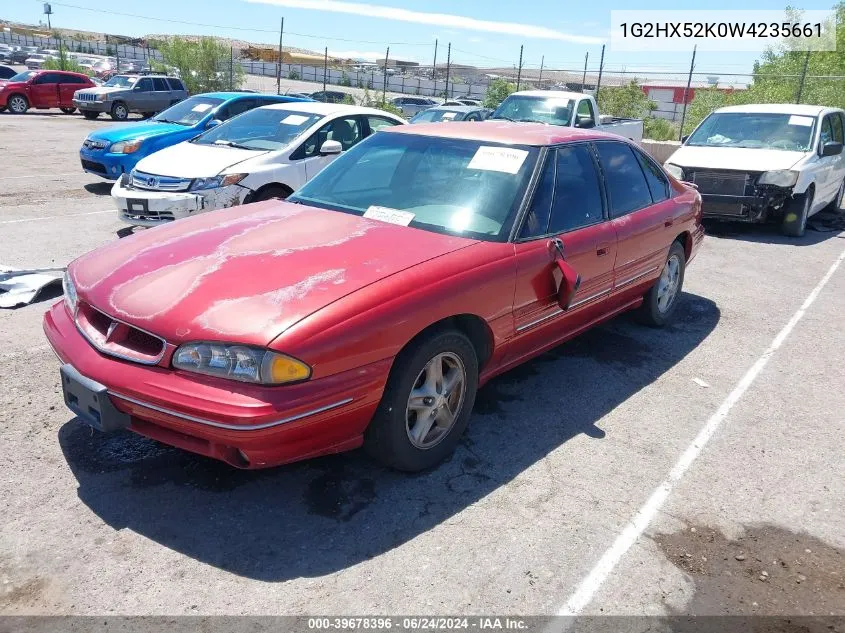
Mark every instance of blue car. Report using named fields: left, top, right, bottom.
left=78, top=92, right=310, bottom=180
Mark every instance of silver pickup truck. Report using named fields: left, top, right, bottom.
left=490, top=90, right=644, bottom=143
left=73, top=74, right=188, bottom=121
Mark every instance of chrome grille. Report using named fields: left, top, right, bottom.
left=76, top=92, right=99, bottom=102
left=83, top=138, right=108, bottom=150
left=130, top=171, right=193, bottom=192
left=75, top=303, right=166, bottom=366
left=689, top=170, right=750, bottom=197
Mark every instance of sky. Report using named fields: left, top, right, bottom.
left=3, top=0, right=839, bottom=79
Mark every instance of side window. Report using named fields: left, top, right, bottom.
left=136, top=78, right=153, bottom=92
left=575, top=99, right=596, bottom=128
left=634, top=148, right=670, bottom=203
left=519, top=152, right=555, bottom=239
left=224, top=99, right=255, bottom=119
left=367, top=115, right=401, bottom=133
left=152, top=78, right=169, bottom=91
left=595, top=142, right=653, bottom=217
left=829, top=113, right=843, bottom=144
left=464, top=112, right=479, bottom=122
left=34, top=73, right=59, bottom=84
left=820, top=116, right=833, bottom=145
left=548, top=145, right=604, bottom=233
left=166, top=78, right=184, bottom=91
left=294, top=116, right=363, bottom=158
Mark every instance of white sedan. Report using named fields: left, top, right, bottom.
left=111, top=102, right=406, bottom=227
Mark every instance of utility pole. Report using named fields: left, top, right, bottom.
left=678, top=46, right=697, bottom=141
left=444, top=42, right=451, bottom=99
left=276, top=18, right=284, bottom=95
left=230, top=46, right=234, bottom=91
left=432, top=39, right=438, bottom=97
left=581, top=51, right=589, bottom=92
left=322, top=46, right=328, bottom=93
left=538, top=55, right=544, bottom=87
left=516, top=45, right=524, bottom=91
left=382, top=46, right=389, bottom=104
left=796, top=49, right=811, bottom=104
left=594, top=44, right=605, bottom=101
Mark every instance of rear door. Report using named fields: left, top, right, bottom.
left=594, top=140, right=675, bottom=299
left=508, top=143, right=617, bottom=361
left=29, top=72, right=60, bottom=108
left=151, top=77, right=171, bottom=112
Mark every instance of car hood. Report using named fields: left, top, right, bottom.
left=666, top=145, right=810, bottom=172
left=0, top=80, right=25, bottom=90
left=69, top=202, right=478, bottom=346
left=133, top=141, right=266, bottom=177
left=87, top=121, right=190, bottom=143
left=75, top=86, right=127, bottom=97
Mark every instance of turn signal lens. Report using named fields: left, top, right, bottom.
left=263, top=353, right=311, bottom=383
left=110, top=139, right=143, bottom=154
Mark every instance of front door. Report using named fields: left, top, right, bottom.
left=508, top=143, right=617, bottom=364
left=296, top=115, right=364, bottom=181
left=29, top=72, right=60, bottom=108
left=816, top=112, right=845, bottom=206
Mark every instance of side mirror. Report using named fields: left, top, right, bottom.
left=319, top=140, right=342, bottom=156
left=206, top=118, right=223, bottom=129
left=821, top=141, right=843, bottom=157
left=550, top=239, right=582, bottom=310
left=681, top=134, right=690, bottom=143
left=575, top=114, right=595, bottom=129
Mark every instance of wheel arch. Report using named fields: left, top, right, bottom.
left=674, top=231, right=692, bottom=260
left=244, top=182, right=294, bottom=203
left=395, top=313, right=494, bottom=373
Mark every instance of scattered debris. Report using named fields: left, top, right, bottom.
left=692, top=377, right=711, bottom=388
left=0, top=266, right=65, bottom=308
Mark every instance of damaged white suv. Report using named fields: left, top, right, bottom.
left=664, top=104, right=845, bottom=237
left=111, top=101, right=404, bottom=227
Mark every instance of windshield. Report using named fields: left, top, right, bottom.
left=9, top=71, right=37, bottom=82
left=103, top=75, right=137, bottom=88
left=491, top=95, right=575, bottom=125
left=152, top=96, right=225, bottom=126
left=687, top=112, right=816, bottom=151
left=193, top=108, right=322, bottom=150
left=410, top=109, right=465, bottom=123
left=289, top=132, right=539, bottom=241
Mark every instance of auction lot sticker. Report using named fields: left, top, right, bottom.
left=364, top=206, right=415, bottom=226
left=468, top=146, right=529, bottom=174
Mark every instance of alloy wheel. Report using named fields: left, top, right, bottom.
left=405, top=352, right=467, bottom=450
left=9, top=96, right=27, bottom=113
left=657, top=254, right=681, bottom=313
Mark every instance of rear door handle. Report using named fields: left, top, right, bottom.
left=596, top=247, right=609, bottom=257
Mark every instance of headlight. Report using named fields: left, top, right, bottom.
left=665, top=163, right=685, bottom=180
left=110, top=139, right=143, bottom=154
left=172, top=342, right=311, bottom=385
left=757, top=170, right=799, bottom=187
left=190, top=173, right=247, bottom=191
left=62, top=271, right=78, bottom=315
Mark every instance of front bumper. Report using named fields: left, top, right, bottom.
left=43, top=301, right=388, bottom=468
left=73, top=98, right=110, bottom=112
left=79, top=146, right=135, bottom=181
left=111, top=179, right=249, bottom=226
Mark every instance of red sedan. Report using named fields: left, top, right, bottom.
left=44, top=123, right=704, bottom=472
left=0, top=69, right=95, bottom=114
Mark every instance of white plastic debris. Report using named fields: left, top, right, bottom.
left=0, top=266, right=64, bottom=308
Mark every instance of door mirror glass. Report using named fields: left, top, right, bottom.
left=319, top=139, right=343, bottom=155
left=206, top=118, right=223, bottom=129
left=821, top=141, right=843, bottom=157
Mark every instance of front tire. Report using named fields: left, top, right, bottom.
left=82, top=110, right=99, bottom=120
left=60, top=107, right=76, bottom=114
left=782, top=188, right=812, bottom=237
left=110, top=101, right=129, bottom=121
left=7, top=94, right=28, bottom=114
left=637, top=241, right=686, bottom=327
left=252, top=185, right=292, bottom=202
left=365, top=329, right=478, bottom=472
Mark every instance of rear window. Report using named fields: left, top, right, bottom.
left=166, top=78, right=185, bottom=91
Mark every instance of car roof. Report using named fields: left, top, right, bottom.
left=508, top=89, right=587, bottom=101
left=384, top=121, right=616, bottom=146
left=199, top=91, right=292, bottom=100
left=715, top=103, right=837, bottom=116
left=423, top=105, right=483, bottom=113
left=258, top=102, right=394, bottom=117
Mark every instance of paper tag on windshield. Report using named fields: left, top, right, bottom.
left=282, top=114, right=309, bottom=125
left=191, top=103, right=212, bottom=113
left=441, top=112, right=457, bottom=120
left=468, top=146, right=529, bottom=174
left=788, top=115, right=814, bottom=127
left=363, top=206, right=415, bottom=226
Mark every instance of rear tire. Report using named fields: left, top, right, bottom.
left=637, top=241, right=686, bottom=328
left=82, top=110, right=99, bottom=120
left=110, top=101, right=129, bottom=121
left=7, top=94, right=28, bottom=114
left=365, top=329, right=478, bottom=472
left=60, top=107, right=76, bottom=114
left=782, top=187, right=812, bottom=237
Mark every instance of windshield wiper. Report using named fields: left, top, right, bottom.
left=212, top=140, right=253, bottom=150
left=155, top=118, right=188, bottom=125
left=489, top=114, right=514, bottom=121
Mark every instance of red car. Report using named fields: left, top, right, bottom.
left=0, top=69, right=95, bottom=114
left=44, top=123, right=704, bottom=472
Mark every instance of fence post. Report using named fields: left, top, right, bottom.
left=445, top=42, right=451, bottom=99
left=516, top=45, right=524, bottom=91
left=795, top=50, right=810, bottom=104
left=323, top=47, right=328, bottom=92
left=678, top=46, right=697, bottom=141
left=230, top=46, right=234, bottom=91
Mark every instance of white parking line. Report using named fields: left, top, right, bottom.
left=558, top=244, right=845, bottom=617
left=0, top=210, right=112, bottom=225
